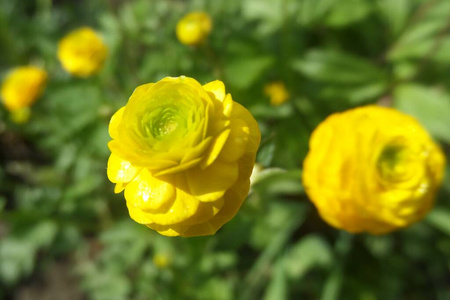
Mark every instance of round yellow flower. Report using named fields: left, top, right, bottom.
left=57, top=27, right=108, bottom=77
left=1, top=66, right=47, bottom=111
left=107, top=76, right=260, bottom=237
left=176, top=12, right=212, bottom=46
left=303, top=105, right=446, bottom=234
left=153, top=253, right=171, bottom=269
left=263, top=81, right=290, bottom=106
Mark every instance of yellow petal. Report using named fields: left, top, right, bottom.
left=114, top=183, right=125, bottom=193
left=200, top=129, right=230, bottom=169
left=181, top=180, right=250, bottom=237
left=217, top=119, right=249, bottom=163
left=222, top=94, right=233, bottom=117
left=107, top=153, right=140, bottom=184
left=203, top=80, right=226, bottom=102
left=229, top=102, right=261, bottom=163
left=187, top=161, right=238, bottom=202
left=108, top=107, right=125, bottom=140
left=124, top=169, right=176, bottom=212
left=130, top=83, right=154, bottom=99
left=146, top=223, right=186, bottom=237
left=148, top=175, right=201, bottom=225
left=126, top=202, right=153, bottom=224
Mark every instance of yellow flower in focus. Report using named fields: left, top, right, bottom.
left=264, top=81, right=290, bottom=106
left=176, top=12, right=212, bottom=46
left=1, top=66, right=47, bottom=112
left=303, top=105, right=445, bottom=234
left=107, top=76, right=260, bottom=237
left=153, top=253, right=171, bottom=269
left=58, top=27, right=108, bottom=77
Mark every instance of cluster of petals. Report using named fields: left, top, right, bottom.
left=57, top=27, right=108, bottom=77
left=303, top=105, right=446, bottom=234
left=1, top=66, right=47, bottom=112
left=176, top=12, right=212, bottom=46
left=107, top=76, right=260, bottom=237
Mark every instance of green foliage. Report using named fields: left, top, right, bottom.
left=0, top=0, right=449, bottom=299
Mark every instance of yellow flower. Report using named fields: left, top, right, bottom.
left=57, top=27, right=108, bottom=77
left=1, top=66, right=47, bottom=111
left=303, top=105, right=445, bottom=234
left=153, top=253, right=171, bottom=269
left=176, top=12, right=212, bottom=46
left=10, top=107, right=31, bottom=124
left=107, top=76, right=260, bottom=237
left=264, top=81, right=290, bottom=106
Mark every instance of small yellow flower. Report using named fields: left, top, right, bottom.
left=1, top=66, right=47, bottom=111
left=58, top=27, right=108, bottom=77
left=107, top=76, right=260, bottom=237
left=264, top=81, right=290, bottom=106
left=176, top=12, right=212, bottom=46
left=303, top=105, right=445, bottom=234
left=10, top=107, right=31, bottom=124
left=153, top=253, right=171, bottom=269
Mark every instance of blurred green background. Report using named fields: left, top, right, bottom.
left=1, top=0, right=450, bottom=299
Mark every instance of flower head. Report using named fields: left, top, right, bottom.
left=176, top=12, right=212, bottom=46
left=1, top=66, right=47, bottom=112
left=264, top=81, right=290, bottom=106
left=58, top=27, right=108, bottom=77
left=107, top=76, right=260, bottom=237
left=303, top=105, right=445, bottom=234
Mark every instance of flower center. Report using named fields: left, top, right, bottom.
left=377, top=144, right=411, bottom=182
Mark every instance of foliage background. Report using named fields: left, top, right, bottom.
left=1, top=0, right=450, bottom=299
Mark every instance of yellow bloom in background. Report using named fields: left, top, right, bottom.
left=303, top=105, right=445, bottom=234
left=10, top=107, right=31, bottom=124
left=58, top=27, right=108, bottom=77
left=153, top=253, right=171, bottom=269
left=1, top=66, right=47, bottom=112
left=107, top=76, right=260, bottom=237
left=264, top=81, right=290, bottom=106
left=176, top=12, right=212, bottom=46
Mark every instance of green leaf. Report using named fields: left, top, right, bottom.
left=292, top=50, right=388, bottom=103
left=242, top=0, right=299, bottom=35
left=293, top=50, right=385, bottom=84
left=377, top=0, right=411, bottom=38
left=284, top=234, right=332, bottom=279
left=325, top=0, right=372, bottom=27
left=297, top=0, right=336, bottom=26
left=388, top=1, right=450, bottom=61
left=263, top=260, right=287, bottom=300
left=393, top=84, right=450, bottom=143
left=252, top=169, right=304, bottom=195
left=225, top=56, right=274, bottom=89
left=426, top=207, right=450, bottom=236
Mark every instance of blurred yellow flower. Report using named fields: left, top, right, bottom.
left=58, top=27, right=107, bottom=77
left=176, top=12, right=212, bottom=46
left=107, top=76, right=260, bottom=237
left=10, top=107, right=31, bottom=124
left=1, top=66, right=47, bottom=112
left=153, top=253, right=171, bottom=269
left=303, top=105, right=445, bottom=234
left=264, top=81, right=290, bottom=106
